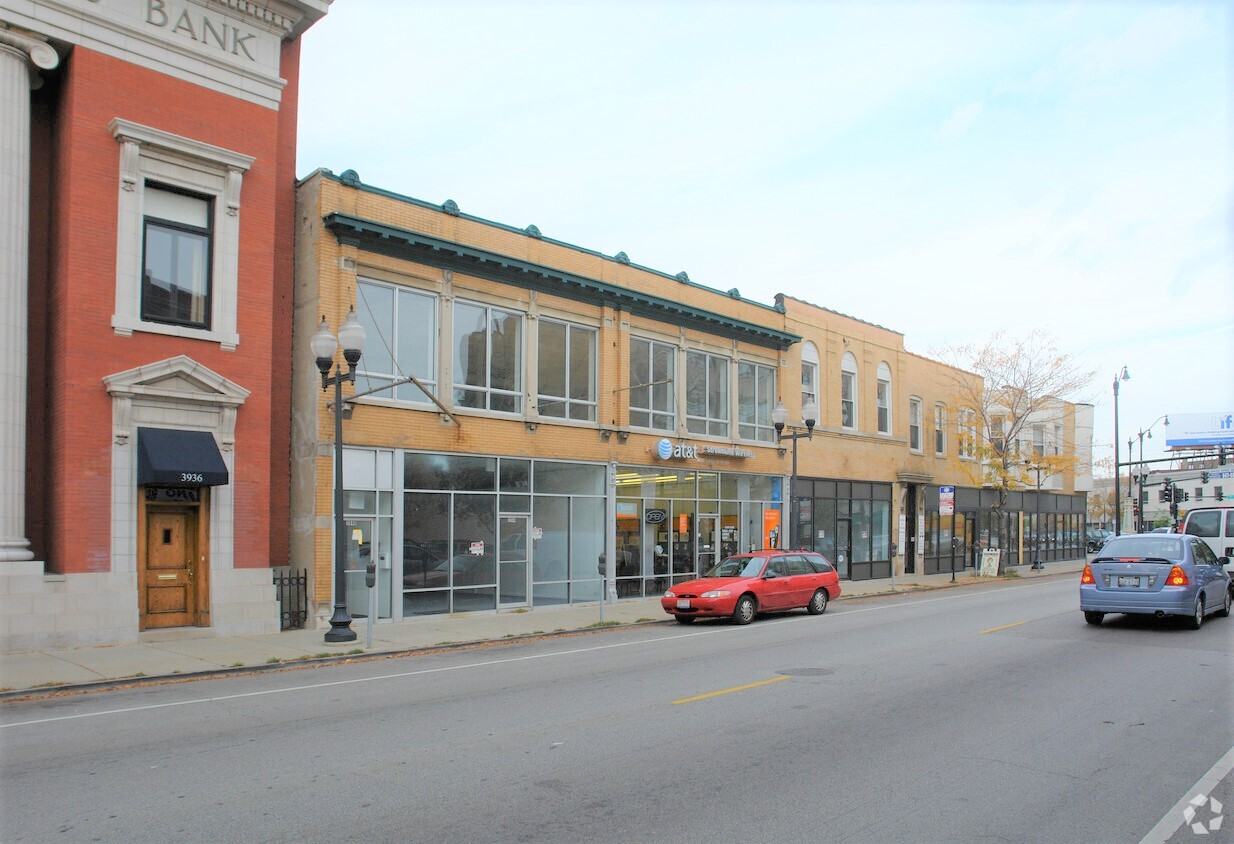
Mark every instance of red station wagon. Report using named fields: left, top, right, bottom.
left=661, top=550, right=842, bottom=625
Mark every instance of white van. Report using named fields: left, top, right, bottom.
left=1182, top=506, right=1234, bottom=595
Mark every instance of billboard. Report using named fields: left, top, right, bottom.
left=1164, top=412, right=1234, bottom=448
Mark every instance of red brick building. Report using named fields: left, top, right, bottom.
left=1, top=0, right=327, bottom=652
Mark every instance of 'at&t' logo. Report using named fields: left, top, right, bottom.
left=657, top=438, right=697, bottom=460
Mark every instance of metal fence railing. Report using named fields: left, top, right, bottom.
left=273, top=568, right=308, bottom=630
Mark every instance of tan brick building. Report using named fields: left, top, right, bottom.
left=293, top=169, right=1091, bottom=629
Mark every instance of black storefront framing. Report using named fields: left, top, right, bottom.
left=791, top=479, right=894, bottom=581
left=921, top=485, right=1087, bottom=574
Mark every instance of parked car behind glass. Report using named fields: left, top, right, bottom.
left=1080, top=533, right=1231, bottom=629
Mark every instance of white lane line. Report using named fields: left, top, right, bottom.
left=1140, top=745, right=1234, bottom=843
left=1, top=578, right=1069, bottom=730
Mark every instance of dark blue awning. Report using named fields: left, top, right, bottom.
left=137, top=427, right=229, bottom=487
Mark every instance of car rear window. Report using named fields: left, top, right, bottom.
left=1185, top=511, right=1221, bottom=538
left=1100, top=536, right=1184, bottom=561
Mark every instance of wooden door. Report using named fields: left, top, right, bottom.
left=142, top=507, right=197, bottom=629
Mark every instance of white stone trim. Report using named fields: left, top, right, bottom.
left=110, top=119, right=253, bottom=351
left=104, top=356, right=249, bottom=576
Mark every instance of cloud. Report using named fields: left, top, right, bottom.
left=937, top=101, right=985, bottom=141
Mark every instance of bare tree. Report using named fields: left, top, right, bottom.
left=935, top=330, right=1094, bottom=509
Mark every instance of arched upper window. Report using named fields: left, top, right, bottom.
left=840, top=352, right=858, bottom=430
left=801, top=341, right=819, bottom=416
left=876, top=361, right=892, bottom=435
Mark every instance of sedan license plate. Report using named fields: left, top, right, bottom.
left=1117, top=575, right=1140, bottom=588
left=676, top=599, right=690, bottom=609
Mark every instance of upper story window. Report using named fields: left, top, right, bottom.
left=989, top=414, right=1006, bottom=455
left=737, top=361, right=776, bottom=442
left=1054, top=424, right=1063, bottom=456
left=1033, top=424, right=1045, bottom=457
left=355, top=278, right=438, bottom=403
left=801, top=341, right=819, bottom=414
left=537, top=318, right=597, bottom=421
left=840, top=352, right=858, bottom=430
left=934, top=404, right=947, bottom=455
left=630, top=337, right=676, bottom=431
left=454, top=300, right=523, bottom=413
left=686, top=350, right=730, bottom=437
left=959, top=408, right=977, bottom=460
left=111, top=119, right=253, bottom=349
left=909, top=397, right=922, bottom=452
left=141, top=185, right=212, bottom=329
left=876, top=361, right=892, bottom=435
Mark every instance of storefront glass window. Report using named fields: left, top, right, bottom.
left=405, top=453, right=496, bottom=491
left=534, top=461, right=604, bottom=495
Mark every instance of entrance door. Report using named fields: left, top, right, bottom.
left=696, top=515, right=719, bottom=575
left=498, top=515, right=530, bottom=606
left=835, top=518, right=851, bottom=579
left=143, top=507, right=198, bottom=629
left=344, top=517, right=375, bottom=619
left=904, top=486, right=917, bottom=574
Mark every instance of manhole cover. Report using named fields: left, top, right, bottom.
left=777, top=668, right=834, bottom=677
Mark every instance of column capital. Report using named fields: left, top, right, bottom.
left=0, top=25, right=60, bottom=72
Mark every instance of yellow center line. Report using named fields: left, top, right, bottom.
left=672, top=675, right=791, bottom=705
left=981, top=621, right=1027, bottom=634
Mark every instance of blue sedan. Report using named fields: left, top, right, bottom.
left=1080, top=533, right=1231, bottom=629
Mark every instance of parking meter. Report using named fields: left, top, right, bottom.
left=364, top=562, right=376, bottom=648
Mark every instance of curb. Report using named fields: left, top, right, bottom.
left=0, top=569, right=1080, bottom=702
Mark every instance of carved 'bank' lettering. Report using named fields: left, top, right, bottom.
left=145, top=0, right=258, bottom=62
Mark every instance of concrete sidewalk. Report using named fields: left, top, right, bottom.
left=0, top=560, right=1085, bottom=698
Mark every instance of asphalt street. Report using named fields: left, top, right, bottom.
left=2, top=576, right=1231, bottom=843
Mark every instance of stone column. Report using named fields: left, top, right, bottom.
left=0, top=27, right=58, bottom=563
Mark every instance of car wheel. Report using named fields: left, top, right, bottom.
left=674, top=615, right=695, bottom=625
left=807, top=589, right=829, bottom=615
left=1216, top=589, right=1231, bottom=618
left=732, top=594, right=757, bottom=625
left=1084, top=611, right=1104, bottom=626
left=1186, top=596, right=1204, bottom=630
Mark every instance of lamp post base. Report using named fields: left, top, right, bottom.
left=1030, top=560, right=1044, bottom=571
left=324, top=605, right=357, bottom=643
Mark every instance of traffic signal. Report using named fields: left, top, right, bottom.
left=1200, top=471, right=1210, bottom=484
left=1170, top=502, right=1179, bottom=517
left=1220, top=446, right=1228, bottom=466
left=1158, top=487, right=1167, bottom=502
left=1218, top=486, right=1226, bottom=501
left=1182, top=490, right=1190, bottom=502
left=1162, top=485, right=1173, bottom=503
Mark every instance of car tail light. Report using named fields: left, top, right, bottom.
left=1166, top=566, right=1188, bottom=586
left=1080, top=565, right=1095, bottom=585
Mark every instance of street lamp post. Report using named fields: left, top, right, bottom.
left=1024, top=460, right=1049, bottom=570
left=1133, top=415, right=1169, bottom=532
left=772, top=399, right=819, bottom=550
left=1112, top=366, right=1129, bottom=534
left=311, top=307, right=367, bottom=643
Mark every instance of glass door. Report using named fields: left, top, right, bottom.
left=344, top=517, right=375, bottom=619
left=498, top=515, right=530, bottom=606
left=835, top=518, right=851, bottom=579
left=696, top=515, right=719, bottom=574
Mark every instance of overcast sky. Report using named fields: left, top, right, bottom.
left=296, top=1, right=1233, bottom=472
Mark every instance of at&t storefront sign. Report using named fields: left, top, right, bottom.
left=657, top=438, right=697, bottom=460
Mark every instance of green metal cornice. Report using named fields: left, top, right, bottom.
left=323, top=213, right=801, bottom=351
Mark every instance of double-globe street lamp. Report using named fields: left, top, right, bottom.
left=311, top=307, right=367, bottom=643
left=771, top=399, right=819, bottom=550
left=1112, top=366, right=1129, bottom=535
left=1131, top=415, right=1168, bottom=532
